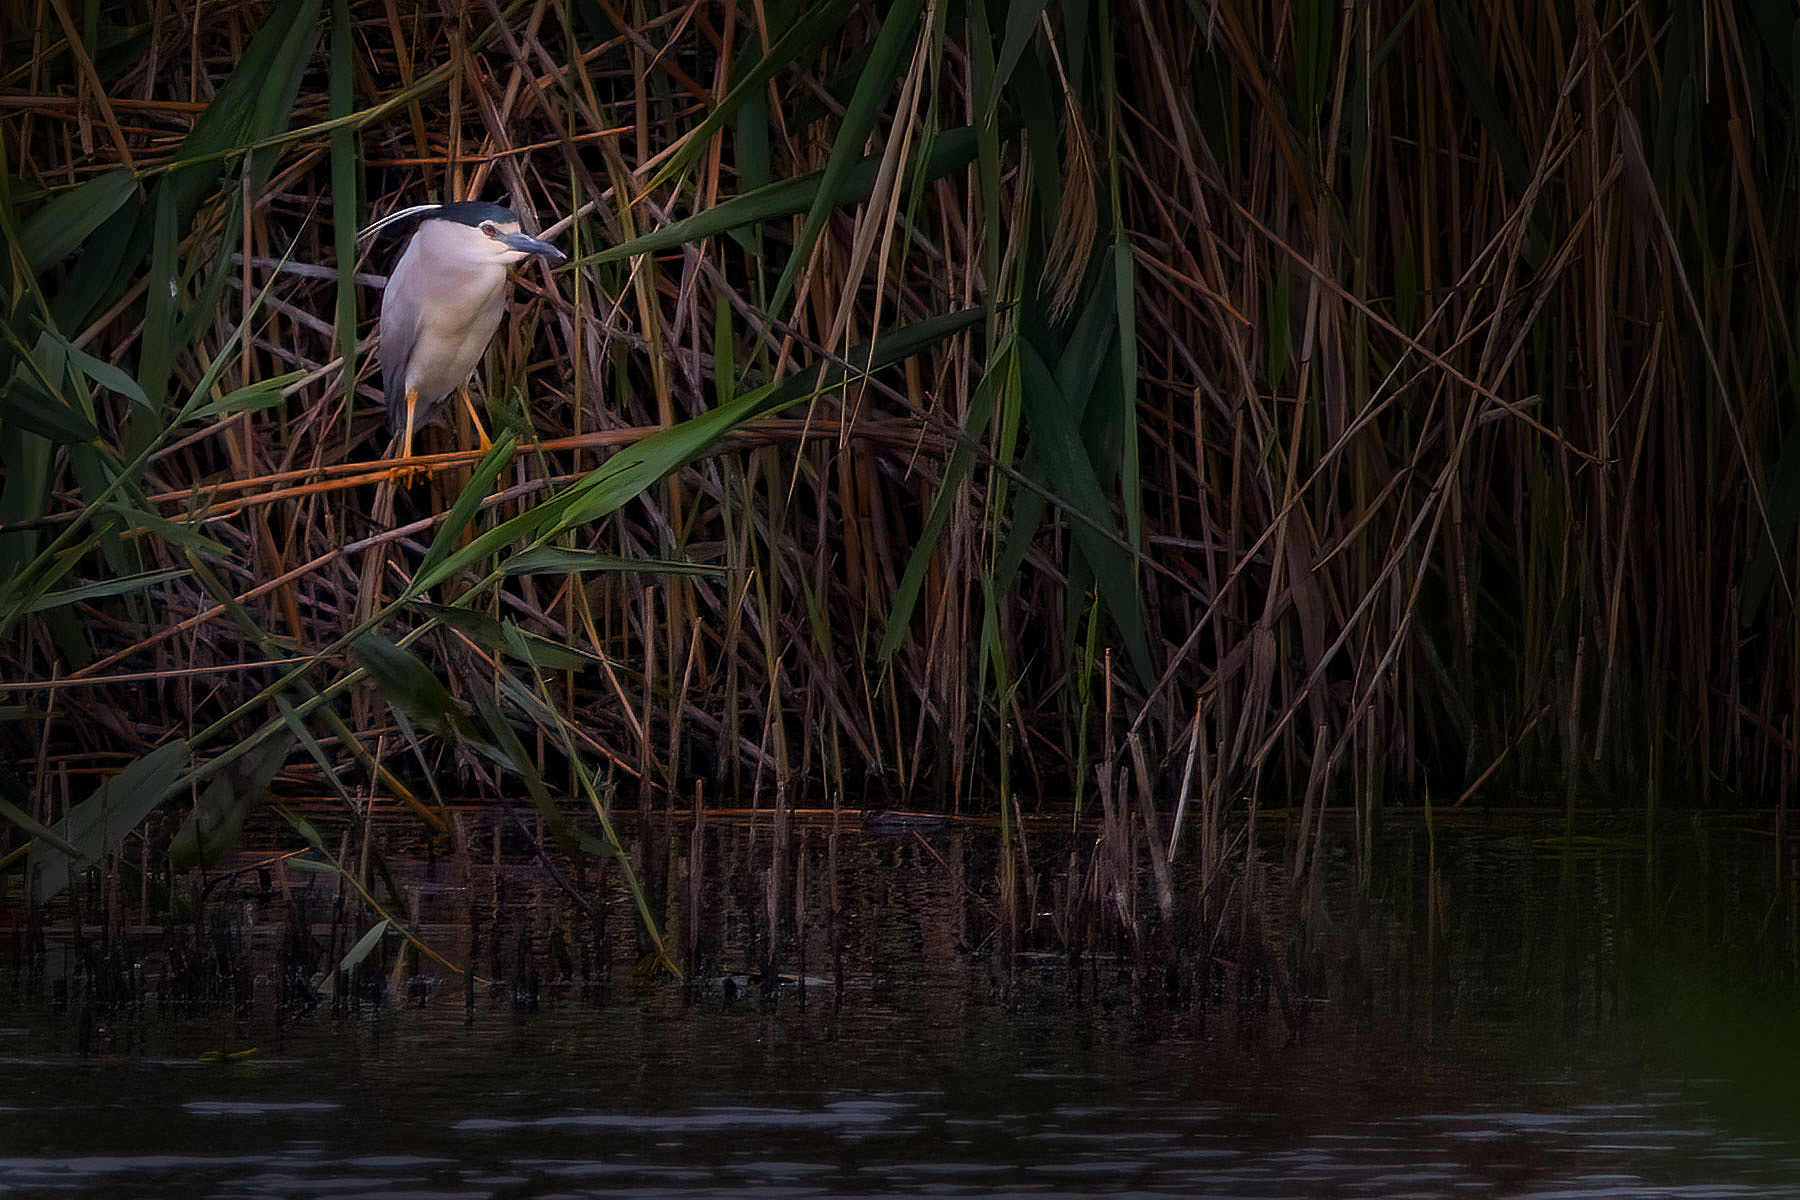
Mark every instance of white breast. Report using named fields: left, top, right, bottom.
left=382, top=219, right=512, bottom=409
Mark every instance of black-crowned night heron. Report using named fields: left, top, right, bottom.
left=361, top=200, right=566, bottom=462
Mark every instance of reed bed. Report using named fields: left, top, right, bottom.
left=2, top=1, right=1797, bottom=964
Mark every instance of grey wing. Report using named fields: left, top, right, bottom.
left=377, top=245, right=424, bottom=432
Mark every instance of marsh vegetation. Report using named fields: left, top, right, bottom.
left=2, top=1, right=1799, bottom=984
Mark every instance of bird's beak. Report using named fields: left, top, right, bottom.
left=500, top=231, right=566, bottom=264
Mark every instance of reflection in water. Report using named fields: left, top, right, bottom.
left=1, top=811, right=1796, bottom=1197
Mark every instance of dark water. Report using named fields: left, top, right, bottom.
left=2, top=810, right=1798, bottom=1198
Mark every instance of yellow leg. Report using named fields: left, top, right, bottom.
left=397, top=387, right=420, bottom=486
left=458, top=387, right=492, bottom=451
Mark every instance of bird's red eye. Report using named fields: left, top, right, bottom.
left=480, top=222, right=499, bottom=237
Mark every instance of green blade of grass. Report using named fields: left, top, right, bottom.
left=416, top=431, right=520, bottom=581
left=22, top=565, right=190, bottom=614
left=880, top=339, right=1008, bottom=662
left=503, top=547, right=721, bottom=576
left=29, top=739, right=189, bottom=903
left=352, top=634, right=488, bottom=749
left=45, top=330, right=149, bottom=408
left=767, top=0, right=926, bottom=322
left=991, top=0, right=1050, bottom=114
left=183, top=371, right=307, bottom=422
left=328, top=0, right=360, bottom=431
left=422, top=603, right=600, bottom=672
left=167, top=736, right=288, bottom=872
left=19, top=169, right=139, bottom=275
left=1019, top=341, right=1152, bottom=682
left=0, top=793, right=83, bottom=860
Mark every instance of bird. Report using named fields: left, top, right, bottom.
left=360, top=200, right=566, bottom=464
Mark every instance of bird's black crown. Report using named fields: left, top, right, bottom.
left=430, top=200, right=521, bottom=227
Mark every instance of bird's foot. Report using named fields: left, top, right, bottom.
left=392, top=450, right=442, bottom=489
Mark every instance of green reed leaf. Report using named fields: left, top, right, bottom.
left=20, top=170, right=139, bottom=275
left=30, top=740, right=188, bottom=903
